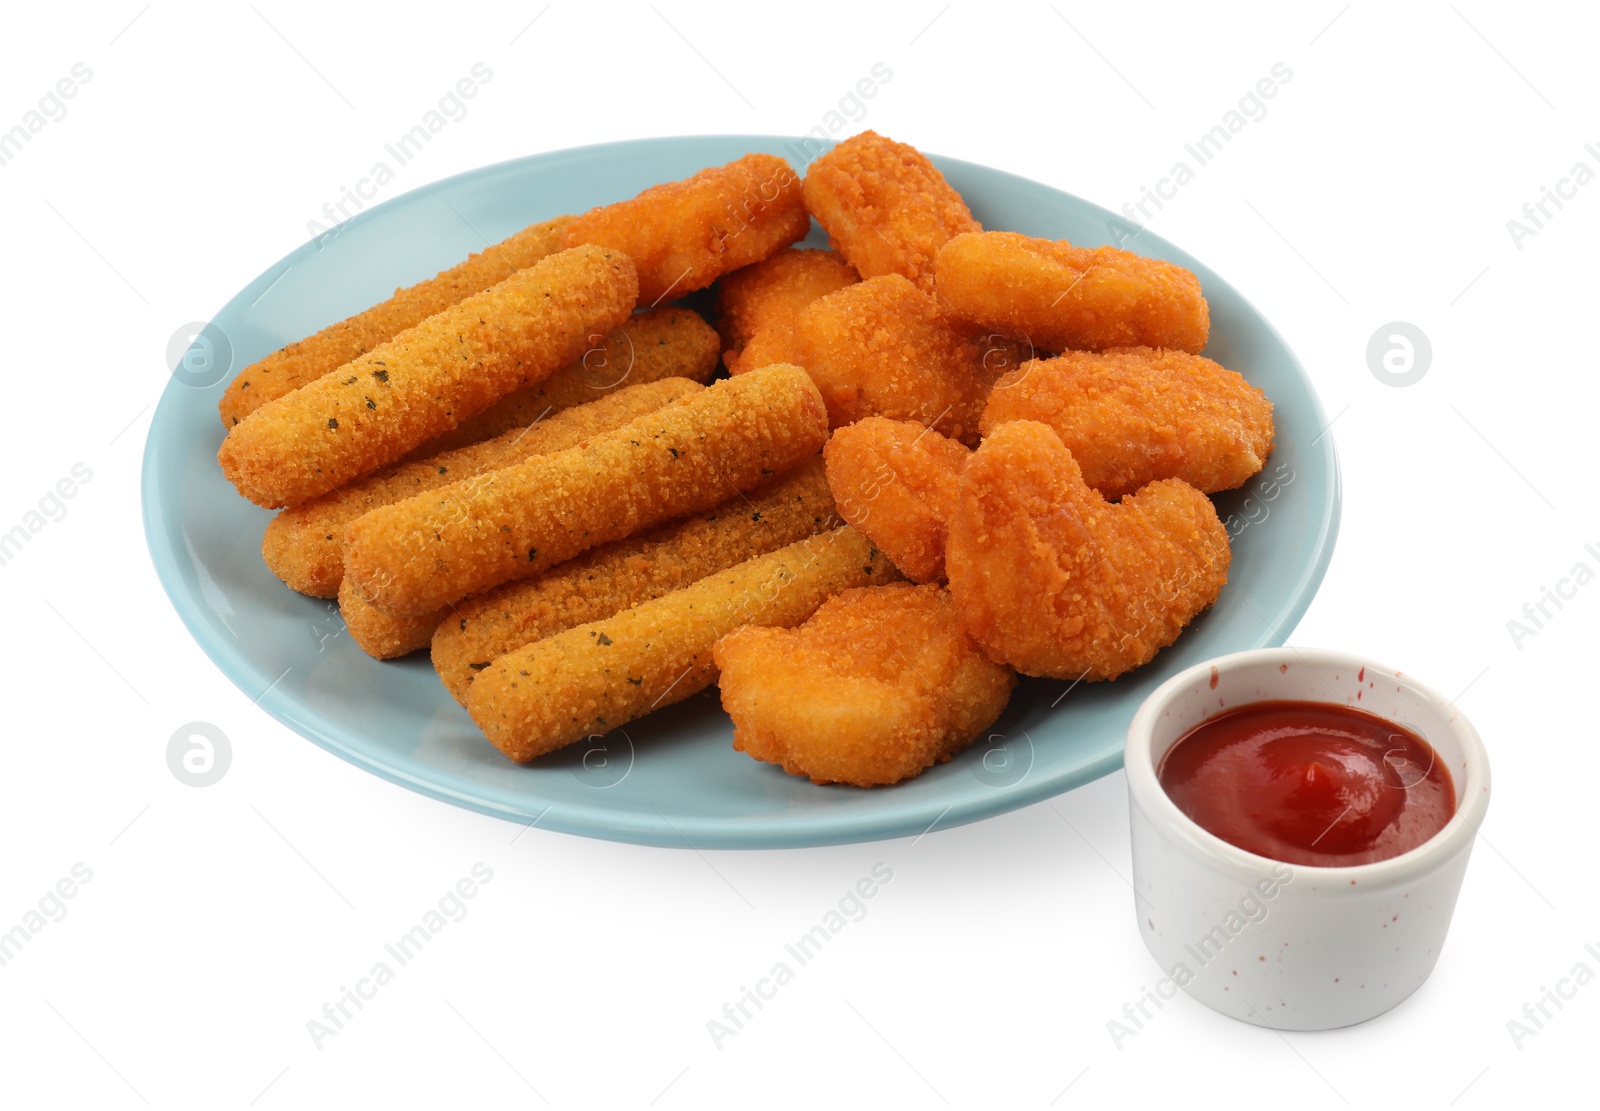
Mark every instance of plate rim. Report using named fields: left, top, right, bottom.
left=141, top=134, right=1342, bottom=849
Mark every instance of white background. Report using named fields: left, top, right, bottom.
left=1, top=2, right=1594, bottom=1107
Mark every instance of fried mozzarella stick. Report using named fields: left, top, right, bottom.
left=468, top=527, right=896, bottom=763
left=410, top=306, right=720, bottom=456
left=218, top=215, right=572, bottom=427
left=432, top=458, right=840, bottom=702
left=218, top=245, right=638, bottom=509
left=981, top=347, right=1273, bottom=501
left=343, top=363, right=830, bottom=619
left=801, top=130, right=979, bottom=292
left=934, top=231, right=1210, bottom=353
left=338, top=577, right=442, bottom=659
left=263, top=378, right=704, bottom=598
left=563, top=153, right=810, bottom=305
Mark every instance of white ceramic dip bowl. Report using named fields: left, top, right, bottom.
left=1124, top=646, right=1491, bottom=1031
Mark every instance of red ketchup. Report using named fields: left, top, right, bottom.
left=1157, top=701, right=1456, bottom=866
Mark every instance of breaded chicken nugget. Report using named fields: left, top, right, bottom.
left=981, top=347, right=1273, bottom=501
left=432, top=458, right=839, bottom=703
left=218, top=245, right=639, bottom=509
left=802, top=131, right=979, bottom=291
left=563, top=153, right=810, bottom=305
left=946, top=421, right=1230, bottom=681
left=343, top=363, right=829, bottom=619
left=714, top=247, right=858, bottom=373
left=410, top=306, right=720, bottom=456
left=781, top=275, right=1005, bottom=444
left=468, top=527, right=895, bottom=763
left=218, top=215, right=573, bottom=428
left=823, top=417, right=969, bottom=584
left=935, top=231, right=1210, bottom=353
left=716, top=583, right=1014, bottom=786
left=263, top=378, right=702, bottom=599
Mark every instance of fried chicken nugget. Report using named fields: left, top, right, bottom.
left=409, top=306, right=719, bottom=456
left=773, top=275, right=1006, bottom=444
left=217, top=215, right=573, bottom=428
left=716, top=583, right=1014, bottom=786
left=935, top=231, right=1210, bottom=353
left=981, top=347, right=1273, bottom=501
left=264, top=378, right=704, bottom=599
left=946, top=421, right=1230, bottom=681
left=432, top=458, right=839, bottom=703
left=714, top=248, right=858, bottom=374
left=802, top=130, right=979, bottom=291
left=343, top=363, right=829, bottom=620
left=823, top=417, right=969, bottom=584
left=562, top=153, right=810, bottom=305
left=468, top=527, right=896, bottom=763
left=218, top=245, right=639, bottom=509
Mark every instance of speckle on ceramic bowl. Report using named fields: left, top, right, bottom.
left=1124, top=647, right=1490, bottom=1031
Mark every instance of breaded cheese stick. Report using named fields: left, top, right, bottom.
left=934, top=231, right=1210, bottom=353
left=467, top=526, right=897, bottom=762
left=218, top=215, right=572, bottom=427
left=343, top=363, right=829, bottom=619
left=218, top=245, right=638, bottom=509
left=410, top=306, right=720, bottom=456
left=432, top=457, right=840, bottom=703
left=338, top=576, right=441, bottom=659
left=263, top=377, right=703, bottom=598
left=562, top=153, right=810, bottom=305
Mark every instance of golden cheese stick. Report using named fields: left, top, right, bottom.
left=218, top=244, right=638, bottom=509
left=432, top=457, right=840, bottom=702
left=263, top=377, right=704, bottom=598
left=219, top=215, right=573, bottom=427
left=468, top=526, right=897, bottom=762
left=408, top=306, right=720, bottom=457
left=338, top=576, right=441, bottom=659
left=343, top=363, right=829, bottom=619
left=340, top=424, right=826, bottom=662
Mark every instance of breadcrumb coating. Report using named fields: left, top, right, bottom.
left=218, top=245, right=639, bottom=509
left=802, top=131, right=979, bottom=291
left=338, top=575, right=441, bottom=659
left=262, top=378, right=702, bottom=598
left=431, top=458, right=840, bottom=704
left=218, top=215, right=573, bottom=428
left=935, top=231, right=1210, bottom=353
left=467, top=527, right=895, bottom=762
left=824, top=417, right=969, bottom=584
left=563, top=153, right=810, bottom=305
left=716, top=583, right=1014, bottom=786
left=982, top=346, right=1273, bottom=501
left=783, top=274, right=1006, bottom=444
left=410, top=306, right=719, bottom=456
left=714, top=247, right=858, bottom=373
left=946, top=421, right=1230, bottom=681
left=342, top=363, right=829, bottom=619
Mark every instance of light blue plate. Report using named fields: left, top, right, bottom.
left=142, top=135, right=1339, bottom=848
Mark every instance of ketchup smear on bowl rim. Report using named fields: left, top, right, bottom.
left=1156, top=700, right=1456, bottom=867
